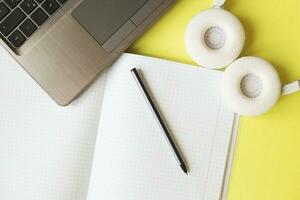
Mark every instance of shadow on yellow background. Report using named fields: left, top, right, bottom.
left=128, top=0, right=300, bottom=199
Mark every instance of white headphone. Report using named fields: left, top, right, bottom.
left=184, top=0, right=300, bottom=116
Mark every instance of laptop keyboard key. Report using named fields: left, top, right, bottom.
left=0, top=2, right=9, bottom=21
left=4, top=0, right=22, bottom=9
left=1, top=0, right=66, bottom=49
left=20, top=0, right=38, bottom=14
left=8, top=29, right=26, bottom=47
left=31, top=8, right=48, bottom=26
left=42, top=0, right=59, bottom=15
left=20, top=19, right=37, bottom=37
left=0, top=8, right=26, bottom=36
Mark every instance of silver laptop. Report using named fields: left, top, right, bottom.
left=0, top=0, right=175, bottom=105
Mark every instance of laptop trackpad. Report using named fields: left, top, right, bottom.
left=72, top=0, right=149, bottom=45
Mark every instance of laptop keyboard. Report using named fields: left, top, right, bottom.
left=0, top=0, right=66, bottom=49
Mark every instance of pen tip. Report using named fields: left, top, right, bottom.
left=181, top=164, right=188, bottom=175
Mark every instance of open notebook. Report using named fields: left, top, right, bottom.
left=0, top=49, right=238, bottom=200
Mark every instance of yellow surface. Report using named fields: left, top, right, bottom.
left=128, top=0, right=300, bottom=199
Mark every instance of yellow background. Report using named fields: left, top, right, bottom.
left=128, top=0, right=300, bottom=199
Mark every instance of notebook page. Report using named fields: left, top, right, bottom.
left=0, top=47, right=107, bottom=200
left=87, top=54, right=236, bottom=200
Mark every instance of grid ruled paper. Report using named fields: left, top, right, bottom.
left=87, top=54, right=236, bottom=200
left=0, top=46, right=107, bottom=200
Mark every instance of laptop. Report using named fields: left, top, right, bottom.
left=0, top=0, right=175, bottom=105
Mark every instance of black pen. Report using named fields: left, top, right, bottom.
left=130, top=68, right=188, bottom=175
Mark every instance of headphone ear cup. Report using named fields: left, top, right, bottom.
left=184, top=8, right=245, bottom=69
left=222, top=57, right=281, bottom=116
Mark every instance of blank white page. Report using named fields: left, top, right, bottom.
left=87, top=54, right=236, bottom=200
left=0, top=47, right=107, bottom=200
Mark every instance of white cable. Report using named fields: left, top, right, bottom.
left=184, top=0, right=300, bottom=116
left=282, top=80, right=300, bottom=95
left=213, top=0, right=226, bottom=8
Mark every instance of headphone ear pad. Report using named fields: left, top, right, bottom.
left=222, top=57, right=281, bottom=116
left=185, top=8, right=245, bottom=69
